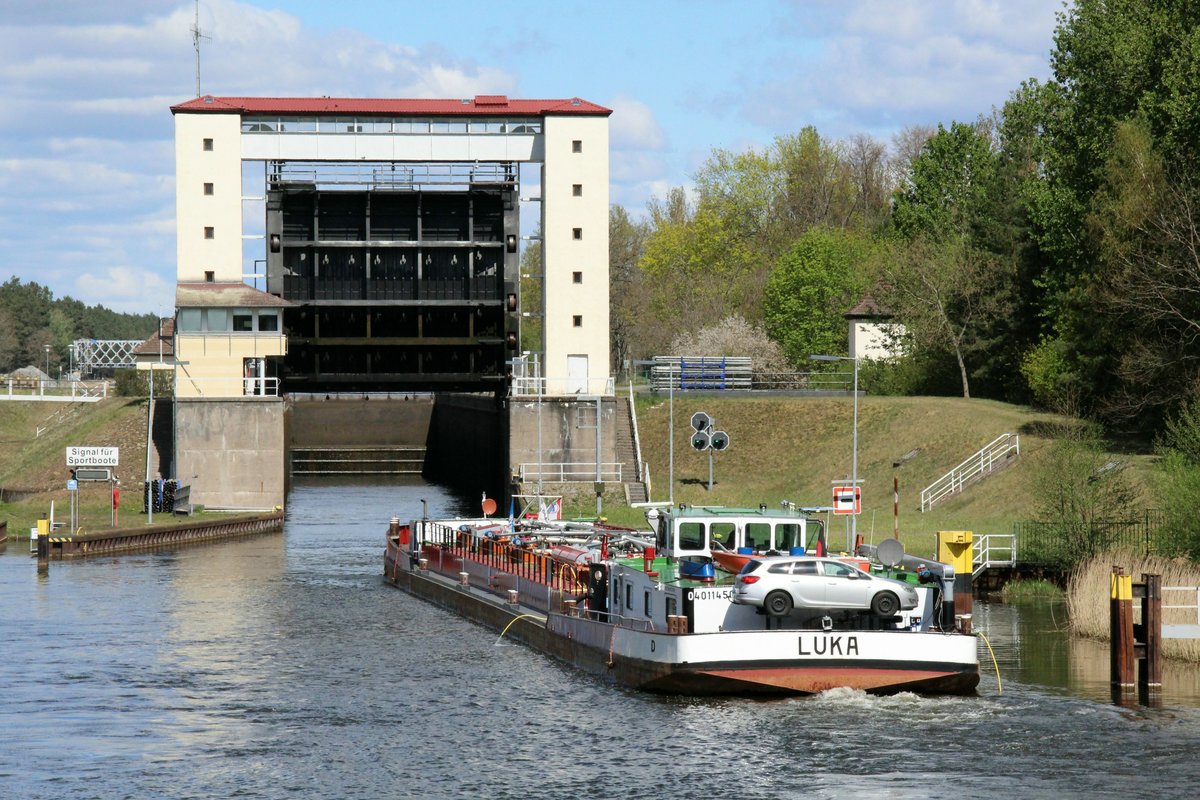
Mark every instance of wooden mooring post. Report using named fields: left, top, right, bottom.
left=1109, top=566, right=1162, bottom=707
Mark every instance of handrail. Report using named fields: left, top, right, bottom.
left=972, top=533, right=1017, bottom=578
left=1162, top=585, right=1200, bottom=639
left=921, top=433, right=1020, bottom=511
left=627, top=381, right=644, bottom=487
left=518, top=462, right=623, bottom=483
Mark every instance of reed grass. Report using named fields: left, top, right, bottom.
left=999, top=579, right=1063, bottom=602
left=1067, top=548, right=1200, bottom=661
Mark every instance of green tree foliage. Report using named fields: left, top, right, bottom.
left=1155, top=400, right=1200, bottom=558
left=609, top=206, right=650, bottom=376
left=762, top=227, right=873, bottom=366
left=883, top=121, right=1029, bottom=399
left=1025, top=0, right=1200, bottom=425
left=1030, top=421, right=1140, bottom=567
left=0, top=277, right=157, bottom=375
left=626, top=128, right=892, bottom=363
left=518, top=228, right=542, bottom=355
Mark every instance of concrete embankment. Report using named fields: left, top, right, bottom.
left=45, top=512, right=283, bottom=559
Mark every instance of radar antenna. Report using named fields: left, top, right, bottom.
left=191, top=0, right=211, bottom=97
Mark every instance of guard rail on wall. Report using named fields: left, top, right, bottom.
left=518, top=462, right=623, bottom=483
left=1163, top=586, right=1200, bottom=639
left=921, top=433, right=1020, bottom=512
left=177, top=377, right=280, bottom=397
left=510, top=376, right=615, bottom=397
left=972, top=533, right=1017, bottom=578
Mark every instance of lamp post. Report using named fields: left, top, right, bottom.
left=44, top=344, right=50, bottom=382
left=811, top=353, right=859, bottom=551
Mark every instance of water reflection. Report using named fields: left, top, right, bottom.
left=974, top=599, right=1200, bottom=705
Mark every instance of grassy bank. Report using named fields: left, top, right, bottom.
left=625, top=393, right=1155, bottom=558
left=0, top=396, right=191, bottom=536
left=1067, top=548, right=1200, bottom=661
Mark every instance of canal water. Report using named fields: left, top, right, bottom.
left=3, top=479, right=1200, bottom=799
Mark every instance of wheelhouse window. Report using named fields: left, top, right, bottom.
left=775, top=523, right=804, bottom=551
left=710, top=522, right=735, bottom=550
left=678, top=522, right=705, bottom=551
left=745, top=522, right=770, bottom=550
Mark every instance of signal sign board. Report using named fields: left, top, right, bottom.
left=66, top=446, right=119, bottom=467
left=833, top=485, right=861, bottom=515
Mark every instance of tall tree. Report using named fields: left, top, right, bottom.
left=609, top=205, right=650, bottom=373
left=763, top=227, right=874, bottom=366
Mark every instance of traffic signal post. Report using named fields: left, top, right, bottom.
left=690, top=411, right=731, bottom=491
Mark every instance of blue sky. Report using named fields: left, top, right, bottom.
left=0, top=0, right=1060, bottom=314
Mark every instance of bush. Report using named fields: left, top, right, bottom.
left=114, top=368, right=174, bottom=397
left=670, top=315, right=791, bottom=375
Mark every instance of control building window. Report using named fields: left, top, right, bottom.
left=204, top=270, right=215, bottom=282
left=203, top=138, right=213, bottom=151
left=572, top=139, right=582, bottom=153
left=572, top=184, right=582, bottom=196
left=203, top=182, right=214, bottom=195
left=573, top=315, right=583, bottom=328
left=572, top=228, right=582, bottom=240
left=572, top=271, right=582, bottom=284
left=204, top=226, right=215, bottom=239
left=258, top=313, right=279, bottom=332
left=232, top=313, right=253, bottom=332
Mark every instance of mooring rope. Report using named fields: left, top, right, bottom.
left=495, top=613, right=547, bottom=645
left=976, top=631, right=1003, bottom=695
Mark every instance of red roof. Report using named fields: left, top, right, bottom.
left=171, top=95, right=611, bottom=117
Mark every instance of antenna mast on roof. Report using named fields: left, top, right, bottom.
left=191, top=0, right=210, bottom=97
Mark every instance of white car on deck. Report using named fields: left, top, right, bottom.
left=730, top=556, right=919, bottom=618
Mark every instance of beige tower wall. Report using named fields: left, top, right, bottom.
left=175, top=112, right=243, bottom=282
left=541, top=115, right=610, bottom=396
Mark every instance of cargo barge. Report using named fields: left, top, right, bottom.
left=383, top=504, right=980, bottom=696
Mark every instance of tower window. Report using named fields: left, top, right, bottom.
left=573, top=271, right=582, bottom=284
left=203, top=138, right=213, bottom=151
left=204, top=226, right=215, bottom=239
left=572, top=139, right=582, bottom=153
left=572, top=228, right=582, bottom=240
left=572, top=184, right=582, bottom=196
left=203, top=182, right=214, bottom=195
left=204, top=270, right=215, bottom=282
left=573, top=315, right=583, bottom=328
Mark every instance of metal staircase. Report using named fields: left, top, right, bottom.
left=921, top=433, right=1020, bottom=511
left=616, top=384, right=648, bottom=504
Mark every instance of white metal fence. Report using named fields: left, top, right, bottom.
left=1163, top=586, right=1200, bottom=639
left=517, top=462, right=623, bottom=483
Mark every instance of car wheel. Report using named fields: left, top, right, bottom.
left=765, top=591, right=793, bottom=617
left=871, top=591, right=899, bottom=617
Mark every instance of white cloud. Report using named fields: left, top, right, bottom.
left=609, top=95, right=667, bottom=151
left=741, top=0, right=1057, bottom=135
left=75, top=266, right=172, bottom=314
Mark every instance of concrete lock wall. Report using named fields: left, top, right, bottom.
left=175, top=398, right=286, bottom=511
left=508, top=397, right=619, bottom=482
left=288, top=398, right=433, bottom=447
